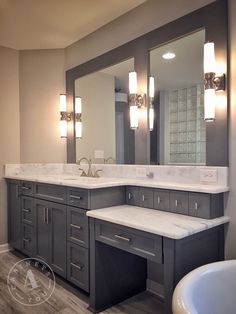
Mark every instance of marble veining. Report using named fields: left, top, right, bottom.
left=87, top=205, right=230, bottom=239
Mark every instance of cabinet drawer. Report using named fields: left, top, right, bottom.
left=139, top=188, right=154, bottom=208
left=35, top=183, right=67, bottom=204
left=67, top=243, right=89, bottom=292
left=67, top=207, right=88, bottom=248
left=170, top=191, right=188, bottom=215
left=126, top=186, right=139, bottom=206
left=21, top=224, right=35, bottom=257
left=95, top=221, right=162, bottom=263
left=67, top=188, right=89, bottom=209
left=154, top=189, right=170, bottom=211
left=21, top=181, right=34, bottom=196
left=21, top=196, right=34, bottom=225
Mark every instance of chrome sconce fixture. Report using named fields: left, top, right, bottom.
left=149, top=76, right=155, bottom=131
left=59, top=94, right=71, bottom=138
left=204, top=42, right=226, bottom=121
left=59, top=94, right=82, bottom=138
left=75, top=96, right=82, bottom=139
left=129, top=71, right=146, bottom=129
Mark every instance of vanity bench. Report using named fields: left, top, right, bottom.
left=6, top=176, right=229, bottom=314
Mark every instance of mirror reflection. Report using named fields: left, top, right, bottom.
left=150, top=29, right=206, bottom=165
left=75, top=58, right=135, bottom=164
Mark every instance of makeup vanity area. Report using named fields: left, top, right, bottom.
left=6, top=1, right=229, bottom=314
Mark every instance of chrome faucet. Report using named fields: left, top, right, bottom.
left=77, top=157, right=102, bottom=177
left=104, top=157, right=116, bottom=164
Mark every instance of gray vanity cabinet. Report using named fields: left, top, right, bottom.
left=7, top=180, right=21, bottom=250
left=35, top=199, right=67, bottom=278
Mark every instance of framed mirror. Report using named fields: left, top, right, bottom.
left=149, top=30, right=206, bottom=165
left=74, top=58, right=135, bottom=164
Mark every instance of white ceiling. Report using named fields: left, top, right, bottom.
left=0, top=0, right=146, bottom=50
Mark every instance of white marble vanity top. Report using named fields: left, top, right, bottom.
left=4, top=174, right=229, bottom=193
left=87, top=205, right=229, bottom=239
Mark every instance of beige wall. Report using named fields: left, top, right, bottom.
left=75, top=72, right=115, bottom=161
left=225, top=0, right=236, bottom=259
left=19, top=49, right=66, bottom=163
left=0, top=46, right=20, bottom=244
left=65, top=0, right=214, bottom=69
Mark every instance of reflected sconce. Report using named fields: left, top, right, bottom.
left=204, top=42, right=226, bottom=121
left=75, top=96, right=82, bottom=139
left=59, top=94, right=71, bottom=138
left=129, top=71, right=146, bottom=129
left=149, top=76, right=155, bottom=131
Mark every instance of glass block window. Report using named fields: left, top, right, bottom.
left=169, top=85, right=206, bottom=164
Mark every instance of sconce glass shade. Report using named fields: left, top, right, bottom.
left=204, top=88, right=216, bottom=121
left=60, top=94, right=67, bottom=112
left=204, top=42, right=215, bottom=74
left=60, top=120, right=67, bottom=138
left=149, top=106, right=154, bottom=131
left=149, top=76, right=155, bottom=98
left=75, top=96, right=82, bottom=113
left=129, top=71, right=137, bottom=94
left=76, top=121, right=82, bottom=139
left=130, top=105, right=138, bottom=129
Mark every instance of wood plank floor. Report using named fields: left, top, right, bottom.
left=0, top=251, right=165, bottom=314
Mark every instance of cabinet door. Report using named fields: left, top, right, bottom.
left=50, top=202, right=67, bottom=278
left=139, top=188, right=154, bottom=208
left=7, top=180, right=21, bottom=250
left=126, top=186, right=139, bottom=206
left=170, top=191, right=188, bottom=215
left=35, top=199, right=51, bottom=263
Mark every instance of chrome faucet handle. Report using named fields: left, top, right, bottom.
left=105, top=157, right=116, bottom=164
left=79, top=168, right=87, bottom=177
left=93, top=170, right=102, bottom=178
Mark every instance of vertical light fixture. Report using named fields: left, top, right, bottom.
left=59, top=94, right=68, bottom=138
left=129, top=71, right=138, bottom=129
left=204, top=42, right=225, bottom=121
left=204, top=42, right=216, bottom=121
left=149, top=76, right=155, bottom=131
left=75, top=96, right=82, bottom=139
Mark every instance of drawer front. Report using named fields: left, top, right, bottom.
left=189, top=193, right=210, bottom=219
left=21, top=224, right=35, bottom=257
left=67, top=243, right=89, bottom=292
left=126, top=186, right=139, bottom=206
left=67, top=188, right=89, bottom=209
left=170, top=191, right=188, bottom=215
left=67, top=207, right=89, bottom=248
left=21, top=196, right=34, bottom=225
left=154, top=189, right=170, bottom=211
left=35, top=183, right=67, bottom=204
left=21, top=181, right=34, bottom=196
left=95, top=221, right=162, bottom=263
left=139, top=188, right=154, bottom=208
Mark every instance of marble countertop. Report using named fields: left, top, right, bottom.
left=87, top=205, right=230, bottom=239
left=5, top=174, right=229, bottom=193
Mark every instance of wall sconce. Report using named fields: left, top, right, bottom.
left=59, top=94, right=71, bottom=138
left=149, top=76, right=155, bottom=131
left=75, top=96, right=82, bottom=139
left=129, top=71, right=146, bottom=129
left=204, top=42, right=226, bottom=121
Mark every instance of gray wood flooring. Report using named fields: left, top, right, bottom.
left=0, top=251, right=164, bottom=314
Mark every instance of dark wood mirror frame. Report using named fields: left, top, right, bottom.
left=66, top=0, right=228, bottom=166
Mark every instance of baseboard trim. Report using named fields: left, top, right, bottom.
left=0, top=243, right=12, bottom=254
left=146, top=279, right=164, bottom=299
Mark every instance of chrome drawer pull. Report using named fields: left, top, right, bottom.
left=22, top=186, right=31, bottom=190
left=157, top=196, right=161, bottom=204
left=142, top=195, right=145, bottom=202
left=70, top=195, right=82, bottom=200
left=23, top=238, right=31, bottom=243
left=70, top=223, right=82, bottom=230
left=128, top=192, right=132, bottom=200
left=71, top=262, right=84, bottom=270
left=195, top=202, right=198, bottom=210
left=22, top=208, right=30, bottom=213
left=175, top=200, right=178, bottom=207
left=115, top=234, right=131, bottom=242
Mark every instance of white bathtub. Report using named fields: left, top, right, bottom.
left=172, top=260, right=236, bottom=314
